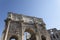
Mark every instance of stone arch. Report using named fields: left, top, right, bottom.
left=9, top=35, right=18, bottom=40
left=24, top=28, right=36, bottom=40
left=41, top=35, right=46, bottom=40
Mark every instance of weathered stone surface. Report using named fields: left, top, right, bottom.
left=2, top=12, right=51, bottom=40
left=48, top=28, right=60, bottom=40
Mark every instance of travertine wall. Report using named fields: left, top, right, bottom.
left=48, top=28, right=60, bottom=40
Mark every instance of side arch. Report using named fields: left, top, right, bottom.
left=9, top=35, right=18, bottom=40
left=41, top=35, right=46, bottom=40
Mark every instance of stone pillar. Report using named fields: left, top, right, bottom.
left=4, top=20, right=11, bottom=40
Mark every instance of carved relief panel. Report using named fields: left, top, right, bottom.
left=22, top=16, right=34, bottom=23
left=9, top=21, right=20, bottom=34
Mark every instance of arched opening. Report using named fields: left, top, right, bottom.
left=24, top=32, right=31, bottom=40
left=53, top=34, right=55, bottom=39
left=41, top=35, right=46, bottom=40
left=10, top=36, right=18, bottom=40
left=56, top=34, right=59, bottom=38
left=24, top=28, right=36, bottom=40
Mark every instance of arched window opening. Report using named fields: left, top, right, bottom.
left=53, top=34, right=55, bottom=39
left=41, top=35, right=46, bottom=40
left=51, top=32, right=54, bottom=34
left=56, top=34, right=59, bottom=38
left=10, top=36, right=18, bottom=40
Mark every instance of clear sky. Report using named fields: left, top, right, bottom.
left=0, top=0, right=60, bottom=39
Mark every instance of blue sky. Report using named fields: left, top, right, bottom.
left=0, top=0, right=60, bottom=38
